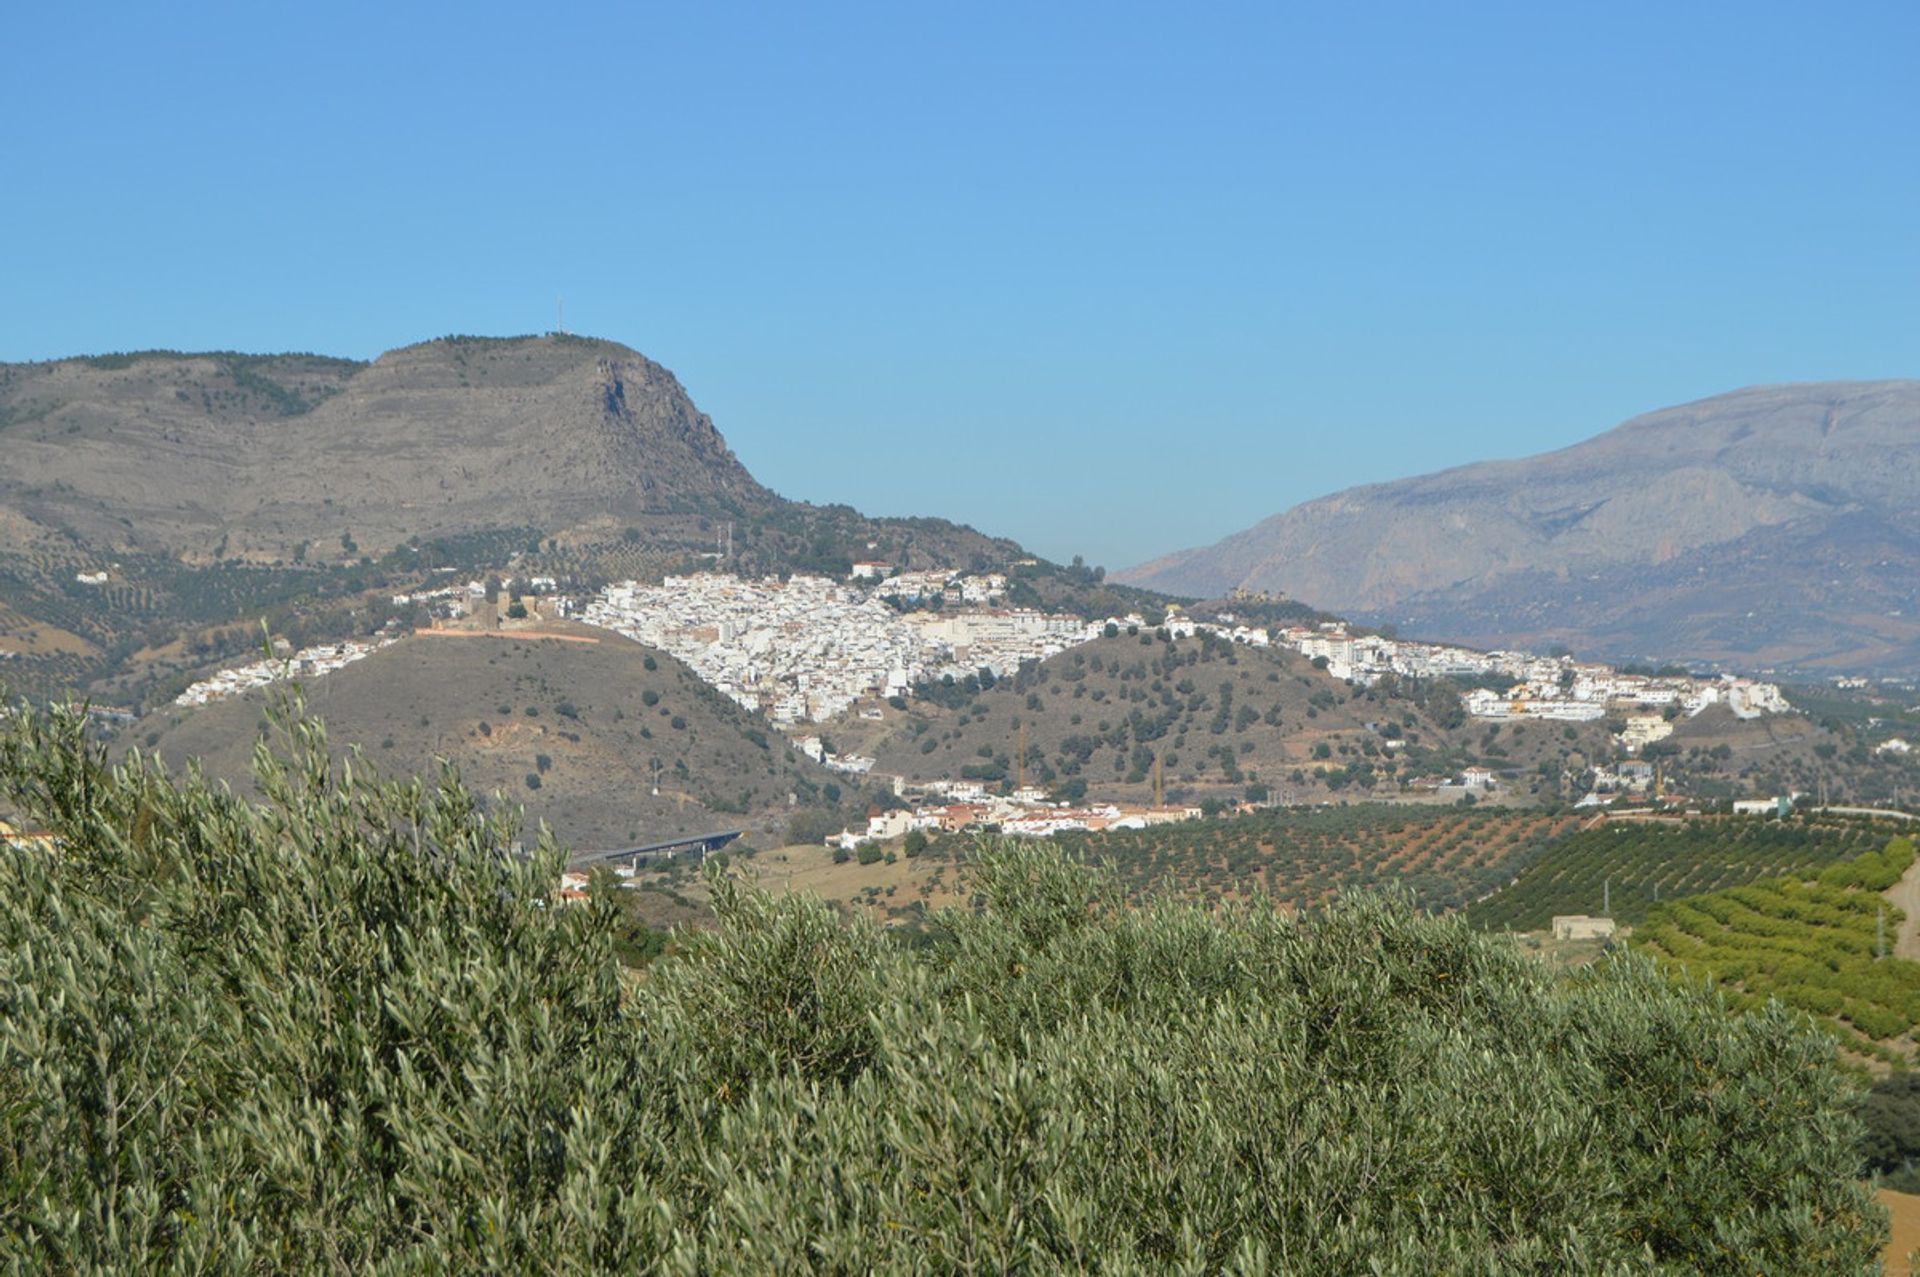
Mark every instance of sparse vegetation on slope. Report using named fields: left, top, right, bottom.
left=0, top=701, right=1884, bottom=1270
left=138, top=627, right=854, bottom=849
left=868, top=631, right=1607, bottom=805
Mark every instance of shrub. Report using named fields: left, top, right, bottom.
left=0, top=702, right=1885, bottom=1272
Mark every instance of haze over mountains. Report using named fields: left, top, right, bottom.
left=1120, top=381, right=1920, bottom=675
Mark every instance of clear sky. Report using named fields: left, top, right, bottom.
left=3, top=2, right=1915, bottom=569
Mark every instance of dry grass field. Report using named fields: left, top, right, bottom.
left=1882, top=1188, right=1920, bottom=1276
left=742, top=843, right=964, bottom=923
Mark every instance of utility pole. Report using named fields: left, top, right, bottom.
left=1603, top=876, right=1611, bottom=917
left=1017, top=722, right=1026, bottom=793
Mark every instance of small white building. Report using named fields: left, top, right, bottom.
left=1551, top=915, right=1617, bottom=942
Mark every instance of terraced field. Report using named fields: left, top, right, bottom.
left=947, top=805, right=1586, bottom=913
left=1465, top=816, right=1894, bottom=932
left=1634, top=837, right=1920, bottom=1061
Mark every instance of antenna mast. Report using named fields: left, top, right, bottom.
left=556, top=295, right=567, bottom=335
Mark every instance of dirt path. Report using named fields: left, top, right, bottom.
left=415, top=628, right=600, bottom=644
left=1885, top=854, right=1920, bottom=961
left=1882, top=1188, right=1920, bottom=1276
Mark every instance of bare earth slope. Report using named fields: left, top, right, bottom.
left=1118, top=381, right=1920, bottom=674
left=0, top=335, right=771, bottom=563
left=137, top=625, right=841, bottom=850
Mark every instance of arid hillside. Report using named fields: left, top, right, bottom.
left=0, top=336, right=769, bottom=563
left=853, top=632, right=1608, bottom=807
left=135, top=624, right=852, bottom=851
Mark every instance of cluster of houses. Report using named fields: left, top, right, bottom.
left=391, top=575, right=565, bottom=620
left=829, top=783, right=1204, bottom=851
left=579, top=572, right=1112, bottom=726
left=172, top=636, right=399, bottom=707
left=867, top=567, right=1008, bottom=605
left=1270, top=622, right=1790, bottom=731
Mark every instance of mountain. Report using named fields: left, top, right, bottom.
left=0, top=335, right=1023, bottom=703
left=136, top=624, right=846, bottom=850
left=0, top=335, right=776, bottom=563
left=1118, top=381, right=1920, bottom=674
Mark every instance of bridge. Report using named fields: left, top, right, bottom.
left=569, top=829, right=742, bottom=871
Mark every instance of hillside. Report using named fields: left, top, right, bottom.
left=853, top=631, right=1616, bottom=805
left=0, top=335, right=1026, bottom=703
left=135, top=624, right=851, bottom=850
left=1634, top=836, right=1920, bottom=1064
left=0, top=336, right=774, bottom=563
left=1118, top=380, right=1920, bottom=675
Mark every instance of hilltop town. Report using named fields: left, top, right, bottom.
left=149, top=558, right=1815, bottom=843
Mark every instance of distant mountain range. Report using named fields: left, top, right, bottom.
left=1118, top=381, right=1920, bottom=675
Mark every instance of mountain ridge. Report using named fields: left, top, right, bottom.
left=1118, top=379, right=1920, bottom=674
left=0, top=334, right=775, bottom=563
left=0, top=334, right=1031, bottom=704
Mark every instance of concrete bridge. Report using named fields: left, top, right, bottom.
left=568, top=829, right=742, bottom=871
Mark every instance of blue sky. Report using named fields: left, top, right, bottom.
left=3, top=2, right=1915, bottom=568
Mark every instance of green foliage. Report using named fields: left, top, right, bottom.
left=786, top=807, right=841, bottom=846
left=1012, top=805, right=1580, bottom=914
left=1861, top=1071, right=1920, bottom=1191
left=0, top=702, right=1887, bottom=1270
left=1469, top=816, right=1888, bottom=932
left=1635, top=837, right=1920, bottom=1059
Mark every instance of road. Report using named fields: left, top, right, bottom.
left=1886, top=851, right=1920, bottom=961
